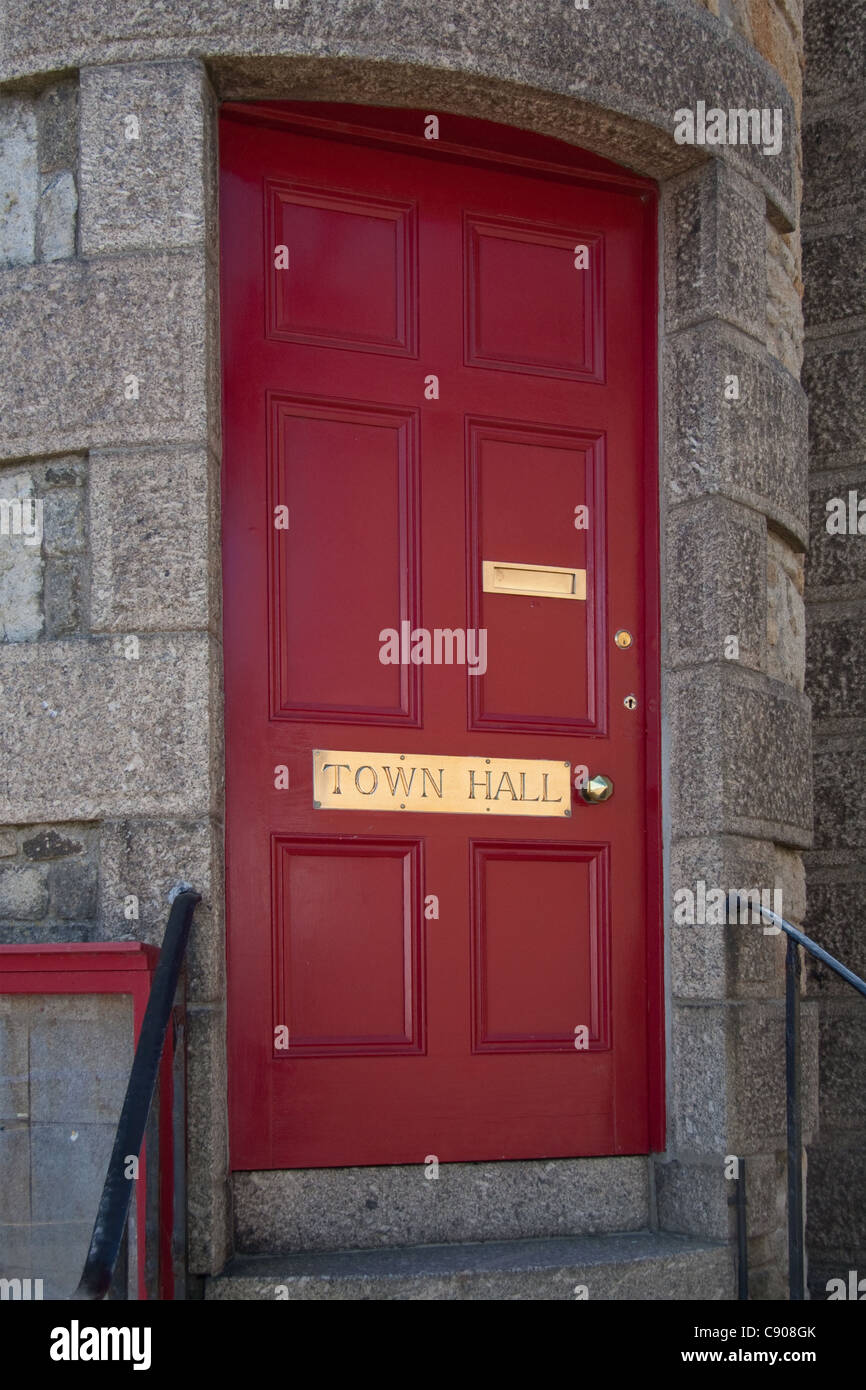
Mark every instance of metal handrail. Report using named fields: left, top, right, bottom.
left=71, top=889, right=200, bottom=1299
left=734, top=895, right=866, bottom=1301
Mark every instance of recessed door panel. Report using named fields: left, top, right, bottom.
left=268, top=393, right=420, bottom=723
left=467, top=417, right=606, bottom=735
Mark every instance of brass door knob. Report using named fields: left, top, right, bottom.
left=578, top=774, right=614, bottom=804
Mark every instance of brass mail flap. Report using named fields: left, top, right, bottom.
left=482, top=560, right=586, bottom=600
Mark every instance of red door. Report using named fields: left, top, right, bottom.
left=221, top=104, right=661, bottom=1169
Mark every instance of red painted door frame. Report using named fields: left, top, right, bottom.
left=220, top=102, right=663, bottom=1169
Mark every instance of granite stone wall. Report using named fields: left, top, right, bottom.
left=0, top=0, right=817, bottom=1296
left=801, top=0, right=866, bottom=1299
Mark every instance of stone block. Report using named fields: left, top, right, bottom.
left=89, top=448, right=213, bottom=631
left=0, top=98, right=38, bottom=268
left=803, top=0, right=866, bottom=104
left=30, top=1221, right=94, bottom=1300
left=0, top=831, right=16, bottom=855
left=766, top=531, right=805, bottom=690
left=817, top=1002, right=866, bottom=1135
left=0, top=864, right=49, bottom=918
left=42, top=456, right=87, bottom=490
left=36, top=170, right=76, bottom=262
left=48, top=858, right=97, bottom=920
left=79, top=62, right=214, bottom=257
left=803, top=334, right=866, bottom=468
left=0, top=996, right=30, bottom=1120
left=98, top=817, right=223, bottom=1002
left=747, top=1228, right=788, bottom=1299
left=234, top=1156, right=649, bottom=1255
left=654, top=1158, right=731, bottom=1240
left=28, top=993, right=132, bottom=1123
left=0, top=1222, right=32, bottom=1271
left=0, top=1121, right=30, bottom=1224
left=803, top=879, right=866, bottom=997
left=803, top=230, right=866, bottom=332
left=665, top=322, right=809, bottom=544
left=185, top=1002, right=230, bottom=1274
left=21, top=826, right=86, bottom=859
left=807, top=609, right=866, bottom=722
left=0, top=468, right=44, bottom=642
left=803, top=103, right=866, bottom=228
left=0, top=634, right=215, bottom=821
left=669, top=836, right=789, bottom=1001
left=37, top=81, right=78, bottom=175
left=808, top=470, right=866, bottom=601
left=0, top=255, right=211, bottom=462
left=669, top=1002, right=729, bottom=1152
left=811, top=737, right=866, bottom=853
left=742, top=1150, right=787, bottom=1240
left=664, top=163, right=765, bottom=339
left=668, top=665, right=812, bottom=844
left=666, top=497, right=766, bottom=673
left=42, top=487, right=84, bottom=557
left=730, top=1002, right=787, bottom=1151
left=807, top=1141, right=866, bottom=1270
left=30, top=1120, right=116, bottom=1223
left=206, top=1232, right=735, bottom=1301
left=43, top=557, right=83, bottom=637
left=766, top=223, right=803, bottom=378
left=747, top=0, right=802, bottom=110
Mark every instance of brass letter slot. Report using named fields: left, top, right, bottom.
left=482, top=560, right=586, bottom=601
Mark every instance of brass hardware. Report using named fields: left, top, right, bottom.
left=313, top=750, right=571, bottom=817
left=578, top=774, right=614, bottom=804
left=482, top=560, right=586, bottom=601
left=624, top=694, right=638, bottom=710
left=614, top=629, right=633, bottom=649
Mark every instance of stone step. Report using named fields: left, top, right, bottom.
left=207, top=1231, right=734, bottom=1301
left=233, top=1156, right=650, bottom=1254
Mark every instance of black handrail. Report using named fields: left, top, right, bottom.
left=733, top=895, right=866, bottom=1301
left=71, top=889, right=200, bottom=1300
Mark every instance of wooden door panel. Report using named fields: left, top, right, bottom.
left=272, top=836, right=424, bottom=1056
left=471, top=840, right=609, bottom=1053
left=466, top=418, right=605, bottom=734
left=266, top=179, right=417, bottom=354
left=268, top=394, right=420, bottom=723
left=465, top=215, right=604, bottom=381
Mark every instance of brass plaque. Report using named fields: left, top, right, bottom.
left=482, top=560, right=586, bottom=600
left=313, top=750, right=572, bottom=817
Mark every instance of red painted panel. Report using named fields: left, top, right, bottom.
left=268, top=394, right=420, bottom=723
left=466, top=417, right=605, bottom=735
left=266, top=180, right=417, bottom=354
left=465, top=216, right=604, bottom=380
left=221, top=102, right=662, bottom=1169
left=471, top=840, right=609, bottom=1053
left=272, top=836, right=424, bottom=1055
